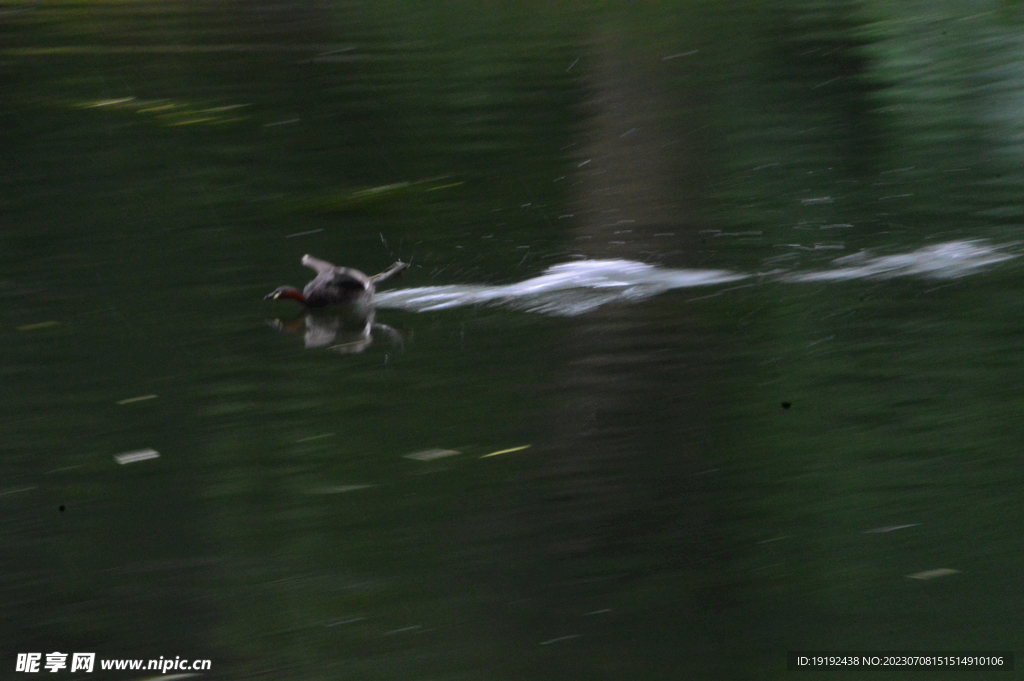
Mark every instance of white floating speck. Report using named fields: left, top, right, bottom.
left=0, top=486, right=37, bottom=497
left=295, top=432, right=335, bottom=443
left=404, top=449, right=459, bottom=462
left=757, top=535, right=788, bottom=544
left=286, top=228, right=324, bottom=239
left=540, top=634, right=581, bottom=645
left=114, top=448, right=160, bottom=465
left=263, top=118, right=300, bottom=127
left=327, top=617, right=366, bottom=627
left=863, top=523, right=919, bottom=534
left=116, top=394, right=158, bottom=405
left=661, top=50, right=699, bottom=60
left=383, top=625, right=422, bottom=636
left=906, top=568, right=960, bottom=580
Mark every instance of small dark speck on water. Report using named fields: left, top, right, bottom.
left=781, top=402, right=792, bottom=409
left=59, top=505, right=65, bottom=513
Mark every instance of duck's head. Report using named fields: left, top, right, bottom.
left=264, top=286, right=306, bottom=304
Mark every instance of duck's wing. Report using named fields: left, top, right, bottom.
left=331, top=266, right=373, bottom=289
left=370, top=261, right=409, bottom=285
left=301, top=254, right=337, bottom=274
left=302, top=254, right=373, bottom=289
left=303, top=268, right=373, bottom=304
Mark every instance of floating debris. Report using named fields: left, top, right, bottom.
left=295, top=432, right=335, bottom=443
left=114, top=448, right=160, bottom=465
left=286, top=182, right=414, bottom=214
left=82, top=97, right=135, bottom=108
left=757, top=535, right=788, bottom=544
left=308, top=485, right=375, bottom=494
left=906, top=568, right=961, bottom=580
left=116, top=394, right=158, bottom=405
left=539, top=634, right=581, bottom=645
left=78, top=96, right=249, bottom=127
left=0, top=486, right=37, bottom=497
left=168, top=117, right=219, bottom=127
left=16, top=321, right=60, bottom=331
left=383, top=625, right=422, bottom=636
left=425, top=181, right=464, bottom=192
left=286, top=177, right=455, bottom=214
left=46, top=465, right=84, bottom=474
left=404, top=448, right=460, bottom=462
left=264, top=118, right=301, bottom=128
left=863, top=523, right=919, bottom=534
left=662, top=50, right=699, bottom=60
left=286, top=228, right=325, bottom=239
left=480, top=445, right=531, bottom=459
left=327, top=617, right=366, bottom=627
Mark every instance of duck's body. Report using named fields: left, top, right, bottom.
left=265, top=255, right=408, bottom=308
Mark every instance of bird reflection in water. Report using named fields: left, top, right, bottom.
left=266, top=309, right=403, bottom=354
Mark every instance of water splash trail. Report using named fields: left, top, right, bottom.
left=375, top=240, right=1017, bottom=317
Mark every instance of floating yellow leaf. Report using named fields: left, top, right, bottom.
left=82, top=97, right=136, bottom=108
left=480, top=445, right=530, bottom=459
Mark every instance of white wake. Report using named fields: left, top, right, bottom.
left=375, top=240, right=1016, bottom=317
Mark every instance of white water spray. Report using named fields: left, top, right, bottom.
left=375, top=240, right=1017, bottom=317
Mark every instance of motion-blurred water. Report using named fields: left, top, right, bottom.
left=5, top=2, right=1024, bottom=679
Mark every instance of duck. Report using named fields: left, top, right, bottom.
left=265, top=255, right=408, bottom=308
